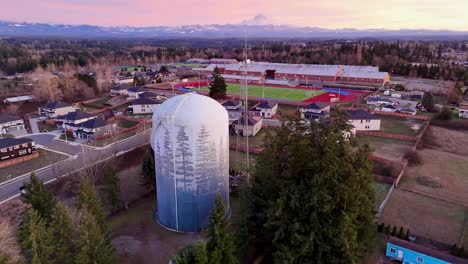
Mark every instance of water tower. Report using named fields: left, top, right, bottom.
left=150, top=93, right=229, bottom=232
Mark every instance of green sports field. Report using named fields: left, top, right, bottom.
left=198, top=84, right=324, bottom=102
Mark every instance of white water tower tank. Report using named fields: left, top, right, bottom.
left=151, top=93, right=229, bottom=232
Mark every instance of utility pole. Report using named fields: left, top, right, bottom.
left=241, top=32, right=250, bottom=184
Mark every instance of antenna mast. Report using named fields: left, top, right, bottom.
left=242, top=32, right=250, bottom=183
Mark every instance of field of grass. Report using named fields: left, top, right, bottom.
left=373, top=182, right=392, bottom=211
left=380, top=116, right=425, bottom=136
left=357, top=135, right=414, bottom=162
left=229, top=150, right=258, bottom=172
left=198, top=84, right=324, bottom=102
left=0, top=149, right=68, bottom=183
left=118, top=119, right=140, bottom=129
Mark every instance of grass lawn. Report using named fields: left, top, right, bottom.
left=113, top=103, right=131, bottom=112
left=0, top=134, right=15, bottom=138
left=0, top=149, right=68, bottom=183
left=229, top=150, right=257, bottom=172
left=89, top=130, right=138, bottom=147
left=198, top=84, right=324, bottom=102
left=380, top=116, right=425, bottom=136
left=118, top=119, right=140, bottom=129
left=373, top=182, right=391, bottom=211
left=90, top=96, right=112, bottom=107
left=37, top=122, right=57, bottom=132
left=79, top=105, right=102, bottom=113
left=229, top=128, right=273, bottom=149
left=357, top=135, right=415, bottom=162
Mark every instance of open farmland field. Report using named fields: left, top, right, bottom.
left=423, top=126, right=468, bottom=156
left=380, top=188, right=466, bottom=245
left=198, top=84, right=325, bottom=102
left=400, top=148, right=468, bottom=205
left=357, top=135, right=414, bottom=162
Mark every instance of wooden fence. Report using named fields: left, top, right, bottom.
left=0, top=152, right=39, bottom=169
left=372, top=110, right=431, bottom=121
left=356, top=130, right=418, bottom=142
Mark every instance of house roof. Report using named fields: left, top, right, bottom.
left=382, top=104, right=397, bottom=109
left=139, top=92, right=159, bottom=98
left=257, top=101, right=278, bottom=109
left=78, top=118, right=108, bottom=129
left=0, top=114, right=21, bottom=124
left=99, top=109, right=115, bottom=120
left=222, top=100, right=240, bottom=107
left=233, top=116, right=261, bottom=126
left=42, top=101, right=72, bottom=109
left=132, top=97, right=162, bottom=106
left=111, top=86, right=126, bottom=91
left=389, top=237, right=468, bottom=264
left=367, top=97, right=392, bottom=103
left=347, top=109, right=380, bottom=120
left=56, top=111, right=94, bottom=121
left=302, top=102, right=329, bottom=110
left=128, top=87, right=146, bottom=93
left=0, top=137, right=33, bottom=149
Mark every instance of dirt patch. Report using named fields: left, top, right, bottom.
left=401, top=148, right=468, bottom=204
left=0, top=198, right=28, bottom=224
left=416, top=176, right=445, bottom=189
left=423, top=126, right=468, bottom=156
left=380, top=188, right=465, bottom=245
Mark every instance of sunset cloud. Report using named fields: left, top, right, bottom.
left=0, top=0, right=467, bottom=30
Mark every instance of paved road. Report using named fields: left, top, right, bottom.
left=0, top=130, right=151, bottom=203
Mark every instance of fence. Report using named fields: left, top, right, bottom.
left=94, top=117, right=150, bottom=141
left=356, top=130, right=418, bottom=142
left=372, top=110, right=431, bottom=121
left=0, top=152, right=39, bottom=169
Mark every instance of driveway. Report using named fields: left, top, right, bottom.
left=28, top=117, right=41, bottom=134
left=19, top=133, right=56, bottom=146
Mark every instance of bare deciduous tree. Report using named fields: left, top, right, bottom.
left=0, top=217, right=22, bottom=262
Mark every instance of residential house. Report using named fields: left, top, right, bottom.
left=399, top=107, right=418, bottom=115
left=367, top=96, right=392, bottom=106
left=232, top=116, right=263, bottom=137
left=410, top=91, right=425, bottom=100
left=110, top=86, right=128, bottom=96
left=3, top=95, right=34, bottom=104
left=130, top=97, right=162, bottom=114
left=380, top=104, right=398, bottom=112
left=299, top=102, right=331, bottom=121
left=459, top=105, right=468, bottom=119
left=0, top=114, right=25, bottom=134
left=386, top=237, right=468, bottom=264
left=0, top=138, right=36, bottom=162
left=127, top=87, right=147, bottom=100
left=55, top=111, right=96, bottom=131
left=38, top=101, right=76, bottom=119
left=222, top=100, right=241, bottom=111
left=347, top=109, right=381, bottom=131
left=75, top=118, right=117, bottom=141
left=115, top=77, right=134, bottom=85
left=251, top=101, right=278, bottom=119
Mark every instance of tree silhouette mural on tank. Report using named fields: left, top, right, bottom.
left=158, top=127, right=177, bottom=229
left=174, top=125, right=195, bottom=231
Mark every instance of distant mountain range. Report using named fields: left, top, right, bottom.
left=1, top=21, right=467, bottom=40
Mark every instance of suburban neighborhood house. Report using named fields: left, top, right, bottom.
left=299, top=102, right=331, bottom=121
left=0, top=138, right=37, bottom=168
left=386, top=237, right=468, bottom=264
left=130, top=97, right=162, bottom=114
left=250, top=101, right=278, bottom=118
left=55, top=111, right=96, bottom=131
left=459, top=105, right=468, bottom=119
left=367, top=96, right=392, bottom=106
left=0, top=114, right=25, bottom=134
left=38, top=101, right=76, bottom=119
left=222, top=99, right=241, bottom=111
left=74, top=118, right=116, bottom=140
left=110, top=86, right=128, bottom=96
left=127, top=87, right=147, bottom=100
left=232, top=116, right=263, bottom=137
left=347, top=109, right=381, bottom=131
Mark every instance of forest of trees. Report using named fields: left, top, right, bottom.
left=1, top=39, right=467, bottom=85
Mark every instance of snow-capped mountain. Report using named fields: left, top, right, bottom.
left=0, top=21, right=467, bottom=39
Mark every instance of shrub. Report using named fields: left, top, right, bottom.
left=391, top=226, right=397, bottom=237
left=384, top=224, right=390, bottom=235
left=451, top=244, right=459, bottom=255
left=398, top=227, right=404, bottom=239
left=404, top=150, right=422, bottom=166
left=437, top=107, right=453, bottom=120
left=377, top=223, right=384, bottom=233
left=405, top=229, right=410, bottom=241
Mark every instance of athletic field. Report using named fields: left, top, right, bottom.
left=198, top=84, right=325, bottom=102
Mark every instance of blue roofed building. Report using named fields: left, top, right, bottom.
left=299, top=102, right=331, bottom=121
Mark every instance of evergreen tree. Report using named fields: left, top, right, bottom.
left=421, top=93, right=435, bottom=112
left=391, top=226, right=397, bottom=237
left=21, top=173, right=56, bottom=222
left=246, top=113, right=375, bottom=264
left=141, top=147, right=156, bottom=191
left=208, top=67, right=227, bottom=99
left=76, top=176, right=106, bottom=233
left=398, top=227, right=404, bottom=239
left=206, top=194, right=238, bottom=264
left=102, top=167, right=122, bottom=213
left=19, top=209, right=54, bottom=264
left=75, top=209, right=115, bottom=264
left=405, top=229, right=410, bottom=241
left=173, top=243, right=208, bottom=264
left=50, top=203, right=75, bottom=264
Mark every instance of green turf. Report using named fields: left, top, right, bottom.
left=198, top=84, right=325, bottom=102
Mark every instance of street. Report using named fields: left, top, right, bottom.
left=0, top=130, right=151, bottom=203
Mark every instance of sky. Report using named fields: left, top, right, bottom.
left=1, top=0, right=467, bottom=30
